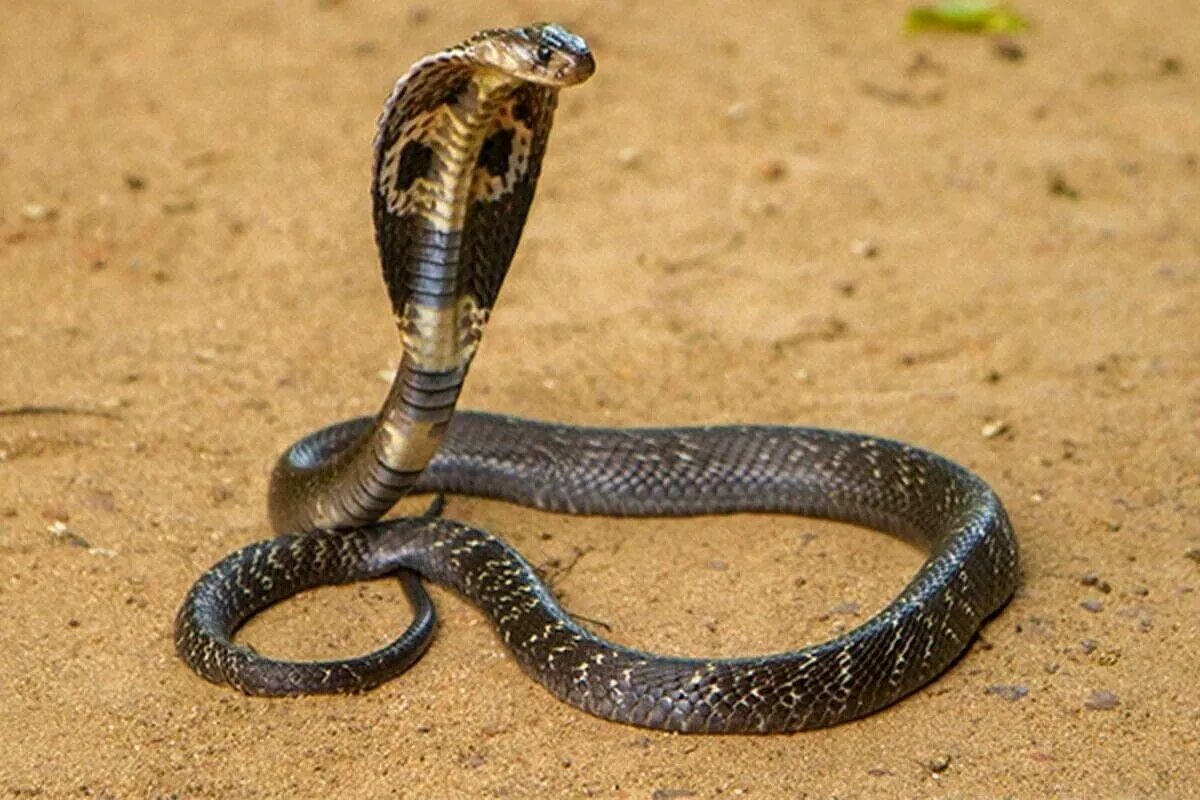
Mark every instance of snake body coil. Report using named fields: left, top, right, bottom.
left=175, top=24, right=1019, bottom=733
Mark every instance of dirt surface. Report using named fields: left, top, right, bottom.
left=2, top=1, right=1198, bottom=797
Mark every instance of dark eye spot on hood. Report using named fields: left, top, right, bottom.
left=477, top=128, right=514, bottom=178
left=397, top=140, right=434, bottom=190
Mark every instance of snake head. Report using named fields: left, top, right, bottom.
left=470, top=23, right=595, bottom=87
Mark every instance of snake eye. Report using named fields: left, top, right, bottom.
left=535, top=45, right=552, bottom=65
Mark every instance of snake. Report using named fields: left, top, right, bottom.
left=174, top=23, right=1019, bottom=734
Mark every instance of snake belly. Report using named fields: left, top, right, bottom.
left=174, top=24, right=1019, bottom=734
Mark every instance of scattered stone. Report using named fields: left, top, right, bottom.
left=849, top=239, right=878, bottom=258
left=20, top=203, right=57, bottom=222
left=209, top=483, right=234, bottom=505
left=1084, top=690, right=1119, bottom=711
left=829, top=601, right=860, bottom=616
left=1081, top=599, right=1104, bottom=613
left=993, top=38, right=1025, bottom=61
left=652, top=790, right=697, bottom=800
left=758, top=158, right=787, bottom=181
left=48, top=521, right=90, bottom=549
left=1159, top=56, right=1182, bottom=75
left=124, top=173, right=147, bottom=191
left=1029, top=490, right=1046, bottom=504
left=725, top=101, right=749, bottom=122
left=1079, top=639, right=1098, bottom=655
left=981, top=420, right=1008, bottom=439
left=1047, top=171, right=1079, bottom=199
left=193, top=347, right=218, bottom=364
left=983, top=369, right=1003, bottom=383
left=835, top=280, right=856, bottom=297
left=615, top=146, right=643, bottom=169
left=928, top=754, right=952, bottom=774
left=792, top=367, right=811, bottom=383
left=708, top=560, right=728, bottom=571
left=1130, top=586, right=1149, bottom=597
left=985, top=684, right=1029, bottom=702
left=1185, top=548, right=1200, bottom=565
left=1080, top=574, right=1112, bottom=593
left=415, top=723, right=433, bottom=734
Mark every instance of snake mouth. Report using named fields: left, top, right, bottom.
left=549, top=51, right=595, bottom=86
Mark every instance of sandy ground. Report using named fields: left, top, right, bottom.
left=2, top=1, right=1198, bottom=797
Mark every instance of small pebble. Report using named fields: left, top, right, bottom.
left=928, top=754, right=951, bottom=773
left=849, top=239, right=878, bottom=258
left=725, top=101, right=749, bottom=122
left=1081, top=599, right=1104, bottom=613
left=1047, top=171, right=1079, bottom=199
left=651, top=790, right=697, bottom=800
left=20, top=203, right=57, bottom=221
left=124, top=173, right=147, bottom=191
left=48, top=521, right=90, bottom=549
left=1184, top=548, right=1200, bottom=564
left=1079, top=639, right=1098, bottom=655
left=1084, top=690, right=1119, bottom=711
left=985, top=684, right=1029, bottom=702
left=615, top=147, right=642, bottom=168
left=1079, top=573, right=1112, bottom=593
left=993, top=38, right=1025, bottom=61
left=758, top=158, right=787, bottom=181
left=981, top=420, right=1008, bottom=439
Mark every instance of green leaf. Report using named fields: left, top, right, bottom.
left=906, top=2, right=1030, bottom=34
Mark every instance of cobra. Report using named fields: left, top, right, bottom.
left=174, top=23, right=1019, bottom=733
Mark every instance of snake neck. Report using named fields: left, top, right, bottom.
left=269, top=26, right=589, bottom=533
left=371, top=72, right=525, bottom=480
left=269, top=72, right=535, bottom=533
